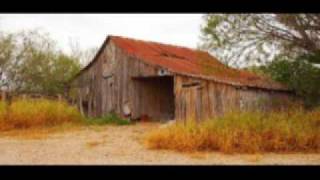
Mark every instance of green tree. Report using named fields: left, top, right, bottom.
left=0, top=30, right=81, bottom=96
left=0, top=32, right=15, bottom=89
left=243, top=65, right=270, bottom=78
left=47, top=54, right=81, bottom=95
left=200, top=14, right=320, bottom=107
left=200, top=14, right=320, bottom=67
left=265, top=55, right=320, bottom=108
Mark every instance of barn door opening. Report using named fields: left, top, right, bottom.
left=133, top=76, right=175, bottom=121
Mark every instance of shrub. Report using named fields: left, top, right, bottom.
left=145, top=108, right=320, bottom=153
left=84, top=113, right=131, bottom=126
left=0, top=98, right=131, bottom=131
left=0, top=98, right=84, bottom=130
left=264, top=56, right=320, bottom=108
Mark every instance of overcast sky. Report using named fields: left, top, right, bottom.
left=0, top=14, right=204, bottom=55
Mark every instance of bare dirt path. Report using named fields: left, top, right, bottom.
left=0, top=122, right=319, bottom=165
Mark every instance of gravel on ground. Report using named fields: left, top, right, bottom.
left=0, top=122, right=319, bottom=165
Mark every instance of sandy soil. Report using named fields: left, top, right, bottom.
left=0, top=122, right=319, bottom=165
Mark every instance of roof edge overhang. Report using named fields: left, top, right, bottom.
left=68, top=36, right=112, bottom=84
left=68, top=35, right=291, bottom=92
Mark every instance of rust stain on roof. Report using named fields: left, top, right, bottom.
left=110, top=36, right=288, bottom=91
left=73, top=35, right=288, bottom=91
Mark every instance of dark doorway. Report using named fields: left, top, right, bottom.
left=133, top=76, right=175, bottom=121
left=82, top=100, right=89, bottom=116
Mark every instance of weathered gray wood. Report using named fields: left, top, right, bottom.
left=1, top=91, right=6, bottom=102
left=68, top=38, right=296, bottom=122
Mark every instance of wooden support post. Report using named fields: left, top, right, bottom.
left=79, top=91, right=84, bottom=116
left=72, top=98, right=75, bottom=106
left=88, top=95, right=92, bottom=117
left=1, top=91, right=6, bottom=102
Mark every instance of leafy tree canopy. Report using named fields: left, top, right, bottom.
left=200, top=14, right=320, bottom=107
left=200, top=14, right=320, bottom=67
left=264, top=55, right=320, bottom=108
left=0, top=30, right=82, bottom=96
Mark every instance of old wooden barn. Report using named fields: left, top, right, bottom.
left=67, top=35, right=294, bottom=122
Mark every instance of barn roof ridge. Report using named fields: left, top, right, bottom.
left=70, top=35, right=289, bottom=92
left=109, top=35, right=203, bottom=53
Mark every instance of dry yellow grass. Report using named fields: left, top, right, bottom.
left=145, top=108, right=320, bottom=154
left=0, top=122, right=83, bottom=139
left=0, top=101, right=7, bottom=122
left=0, top=98, right=85, bottom=139
left=0, top=98, right=84, bottom=131
left=0, top=122, right=319, bottom=165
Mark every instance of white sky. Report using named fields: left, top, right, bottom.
left=0, top=14, right=204, bottom=55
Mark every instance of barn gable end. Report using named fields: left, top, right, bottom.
left=69, top=38, right=176, bottom=120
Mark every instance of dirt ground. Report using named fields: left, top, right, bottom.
left=0, top=122, right=319, bottom=165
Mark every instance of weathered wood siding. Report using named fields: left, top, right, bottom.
left=69, top=39, right=295, bottom=122
left=174, top=75, right=294, bottom=122
left=69, top=40, right=174, bottom=120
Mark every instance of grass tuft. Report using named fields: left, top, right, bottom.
left=0, top=98, right=84, bottom=131
left=0, top=101, right=7, bottom=122
left=145, top=108, right=320, bottom=153
left=84, top=113, right=131, bottom=126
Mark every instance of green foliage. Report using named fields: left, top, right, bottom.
left=200, top=14, right=320, bottom=67
left=84, top=113, right=131, bottom=126
left=0, top=32, right=15, bottom=87
left=243, top=65, right=270, bottom=78
left=300, top=50, right=320, bottom=64
left=0, top=30, right=81, bottom=96
left=265, top=56, right=320, bottom=108
left=201, top=14, right=320, bottom=108
left=37, top=54, right=81, bottom=95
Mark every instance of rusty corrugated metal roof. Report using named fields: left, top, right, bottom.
left=110, top=36, right=288, bottom=91
left=72, top=35, right=288, bottom=91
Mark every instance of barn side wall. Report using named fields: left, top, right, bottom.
left=69, top=40, right=295, bottom=122
left=174, top=75, right=294, bottom=122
